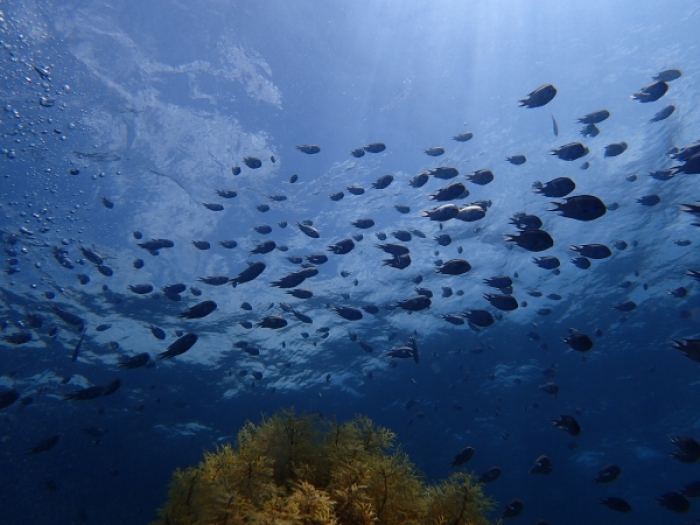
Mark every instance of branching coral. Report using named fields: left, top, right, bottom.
left=153, top=409, right=494, bottom=525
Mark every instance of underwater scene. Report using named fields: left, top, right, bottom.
left=1, top=1, right=700, bottom=523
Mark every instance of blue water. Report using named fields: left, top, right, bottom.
left=1, top=1, right=700, bottom=523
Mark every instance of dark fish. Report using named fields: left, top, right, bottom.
left=551, top=415, right=581, bottom=436
left=52, top=305, right=85, bottom=328
left=362, top=305, right=379, bottom=314
left=64, top=386, right=105, bottom=401
left=296, top=144, right=320, bottom=154
left=297, top=222, right=320, bottom=238
left=551, top=142, right=589, bottom=161
left=422, top=204, right=460, bottom=221
left=670, top=436, right=700, bottom=462
left=219, top=240, right=238, bottom=249
left=129, top=284, right=153, bottom=295
left=198, top=275, right=230, bottom=286
left=430, top=182, right=467, bottom=202
left=532, top=177, right=575, bottom=197
left=334, top=306, right=363, bottom=321
left=442, top=314, right=464, bottom=325
left=133, top=259, right=144, bottom=269
left=506, top=154, right=526, bottom=165
left=409, top=172, right=430, bottom=188
left=137, top=238, right=174, bottom=251
left=162, top=283, right=186, bottom=295
left=466, top=169, right=494, bottom=185
left=216, top=189, right=237, bottom=198
left=484, top=294, right=518, bottom=311
left=254, top=225, right=272, bottom=235
left=455, top=205, right=486, bottom=222
left=240, top=302, right=253, bottom=311
left=192, top=241, right=211, bottom=250
left=71, top=328, right=87, bottom=362
left=650, top=104, right=675, bottom=122
left=500, top=499, right=524, bottom=519
left=551, top=114, right=559, bottom=136
left=102, top=378, right=121, bottom=397
left=0, top=389, right=20, bottom=409
left=291, top=309, right=313, bottom=324
left=27, top=435, right=60, bottom=455
left=150, top=326, right=166, bottom=340
left=351, top=218, right=375, bottom=229
left=271, top=271, right=307, bottom=289
left=77, top=273, right=90, bottom=285
left=251, top=240, right=276, bottom=254
left=539, top=382, right=559, bottom=395
left=534, top=256, right=560, bottom=269
left=598, top=497, right=631, bottom=513
left=510, top=213, right=542, bottom=231
left=453, top=132, right=473, bottom=142
left=179, top=300, right=217, bottom=319
left=479, top=466, right=502, bottom=484
left=118, top=353, right=151, bottom=369
left=604, top=142, right=628, bottom=157
left=563, top=331, right=594, bottom=352
left=79, top=246, right=103, bottom=265
left=519, top=84, right=557, bottom=107
left=613, top=300, right=636, bottom=312
left=202, top=203, right=224, bottom=212
left=397, top=295, right=431, bottom=311
left=505, top=230, right=553, bottom=252
left=256, top=204, right=270, bottom=212
left=656, top=492, right=690, bottom=513
left=257, top=316, right=287, bottom=329
left=436, top=259, right=472, bottom=275
left=580, top=123, right=600, bottom=137
left=231, top=262, right=266, bottom=287
left=654, top=68, right=682, bottom=82
left=671, top=152, right=700, bottom=175
left=358, top=341, right=373, bottom=353
left=95, top=324, right=111, bottom=332
left=462, top=310, right=494, bottom=328
left=4, top=331, right=31, bottom=344
left=578, top=109, right=610, bottom=124
left=570, top=244, right=611, bottom=259
left=329, top=191, right=344, bottom=202
left=376, top=243, right=410, bottom=255
left=372, top=174, right=394, bottom=189
left=593, top=464, right=621, bottom=483
left=631, top=80, right=668, bottom=102
left=328, top=238, right=355, bottom=255
left=97, top=264, right=113, bottom=276
left=484, top=275, right=512, bottom=288
left=231, top=166, right=241, bottom=175
left=425, top=146, right=445, bottom=156
left=158, top=333, right=198, bottom=359
left=102, top=196, right=114, bottom=209
left=682, top=480, right=700, bottom=497
left=53, top=247, right=74, bottom=268
left=305, top=254, right=328, bottom=265
left=289, top=173, right=298, bottom=183
left=350, top=148, right=365, bottom=158
left=435, top=234, right=451, bottom=246
left=449, top=446, right=474, bottom=467
left=530, top=455, right=553, bottom=474
left=243, top=156, right=262, bottom=169
left=394, top=204, right=410, bottom=213
left=550, top=195, right=606, bottom=221
left=364, top=142, right=386, bottom=153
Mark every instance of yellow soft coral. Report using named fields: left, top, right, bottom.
left=153, top=409, right=494, bottom=525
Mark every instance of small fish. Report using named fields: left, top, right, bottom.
left=551, top=114, right=559, bottom=136
left=158, top=333, right=198, bottom=359
left=202, top=203, right=224, bottom=211
left=27, top=435, right=60, bottom=455
left=296, top=144, right=320, bottom=154
left=71, top=328, right=87, bottom=362
left=150, top=326, right=166, bottom=340
left=101, top=196, right=114, bottom=209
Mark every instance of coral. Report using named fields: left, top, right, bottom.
left=153, top=409, right=494, bottom=525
